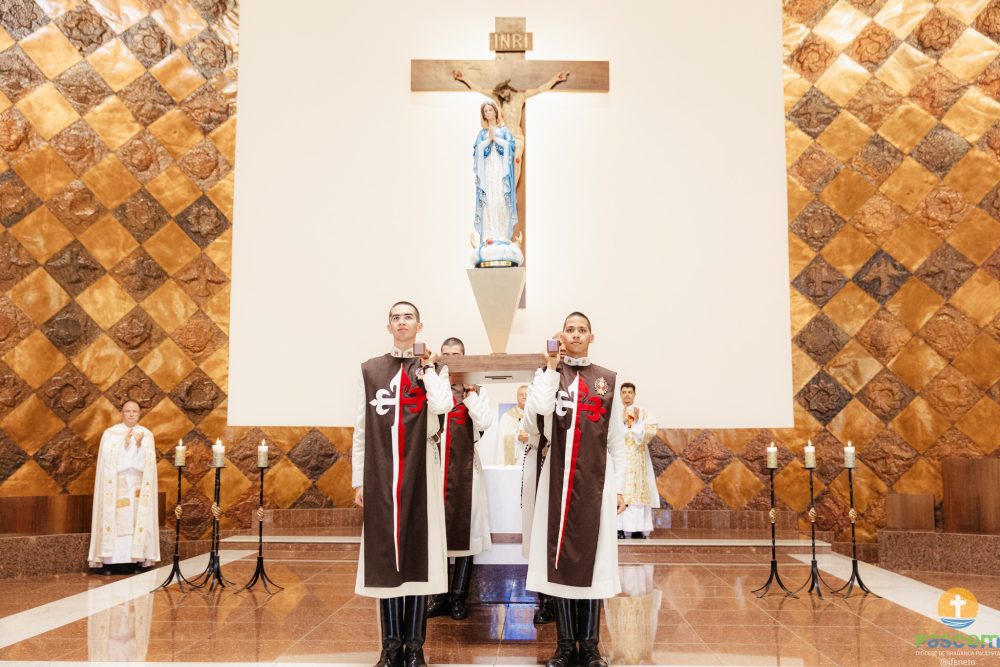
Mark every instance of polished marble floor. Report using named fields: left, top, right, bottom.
left=0, top=545, right=997, bottom=666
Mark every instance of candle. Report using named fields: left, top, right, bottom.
left=258, top=440, right=269, bottom=468
left=844, top=441, right=856, bottom=469
left=212, top=438, right=225, bottom=467
left=174, top=439, right=186, bottom=467
left=766, top=442, right=778, bottom=469
left=804, top=441, right=816, bottom=469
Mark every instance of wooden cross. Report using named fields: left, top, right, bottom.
left=411, top=17, right=610, bottom=272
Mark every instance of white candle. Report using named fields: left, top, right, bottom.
left=258, top=440, right=269, bottom=468
left=804, top=441, right=816, bottom=469
left=212, top=438, right=225, bottom=467
left=766, top=442, right=778, bottom=469
left=844, top=442, right=856, bottom=469
left=174, top=439, right=185, bottom=467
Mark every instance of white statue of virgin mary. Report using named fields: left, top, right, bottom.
left=472, top=100, right=524, bottom=267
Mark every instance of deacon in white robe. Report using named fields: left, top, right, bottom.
left=497, top=384, right=528, bottom=466
left=616, top=383, right=660, bottom=538
left=87, top=401, right=160, bottom=572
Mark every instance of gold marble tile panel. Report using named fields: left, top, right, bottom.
left=956, top=397, right=1000, bottom=454
left=74, top=334, right=133, bottom=390
left=886, top=277, right=946, bottom=331
left=821, top=226, right=878, bottom=278
left=873, top=0, right=935, bottom=39
left=828, top=339, right=884, bottom=394
left=202, top=284, right=230, bottom=332
left=878, top=158, right=939, bottom=213
left=820, top=167, right=876, bottom=220
left=144, top=165, right=201, bottom=216
left=196, top=461, right=250, bottom=509
left=827, top=399, right=883, bottom=449
left=205, top=172, right=233, bottom=221
left=201, top=345, right=228, bottom=388
left=890, top=397, right=950, bottom=453
left=0, top=91, right=8, bottom=114
left=939, top=28, right=1000, bottom=81
left=951, top=269, right=1000, bottom=326
left=656, top=460, right=704, bottom=510
left=88, top=0, right=148, bottom=33
left=942, top=150, right=1000, bottom=204
left=791, top=344, right=820, bottom=393
left=9, top=205, right=73, bottom=262
left=851, top=194, right=909, bottom=245
left=143, top=221, right=200, bottom=273
left=265, top=458, right=312, bottom=509
left=823, top=282, right=881, bottom=336
left=208, top=116, right=237, bottom=166
left=36, top=0, right=80, bottom=18
left=138, top=338, right=196, bottom=389
left=893, top=458, right=942, bottom=499
left=8, top=268, right=71, bottom=324
left=785, top=122, right=812, bottom=166
left=0, top=461, right=62, bottom=496
left=15, top=83, right=79, bottom=140
left=952, top=332, right=1000, bottom=389
left=66, top=465, right=96, bottom=495
left=11, top=145, right=76, bottom=200
left=19, top=23, right=81, bottom=79
left=148, top=108, right=203, bottom=159
left=142, top=280, right=198, bottom=333
left=77, top=214, right=138, bottom=269
left=786, top=178, right=813, bottom=222
left=714, top=429, right=758, bottom=455
left=143, top=398, right=195, bottom=450
left=783, top=16, right=810, bottom=57
left=817, top=111, right=874, bottom=162
left=829, top=463, right=886, bottom=512
left=86, top=39, right=145, bottom=92
left=67, top=395, right=118, bottom=444
left=936, top=0, right=993, bottom=24
left=888, top=336, right=947, bottom=390
left=711, top=460, right=764, bottom=510
left=771, top=403, right=823, bottom=452
left=775, top=459, right=823, bottom=512
left=76, top=274, right=136, bottom=328
left=942, top=88, right=1000, bottom=142
left=149, top=51, right=205, bottom=102
left=2, top=330, right=67, bottom=389
left=315, top=459, right=356, bottom=508
left=0, top=26, right=13, bottom=52
left=0, top=395, right=64, bottom=454
left=814, top=1, right=872, bottom=51
left=81, top=155, right=141, bottom=208
left=784, top=66, right=812, bottom=112
left=874, top=43, right=935, bottom=95
left=789, top=286, right=819, bottom=336
left=881, top=219, right=943, bottom=272
left=877, top=102, right=937, bottom=153
left=948, top=209, right=1000, bottom=264
left=151, top=0, right=207, bottom=46
left=203, top=227, right=231, bottom=272
left=84, top=96, right=143, bottom=150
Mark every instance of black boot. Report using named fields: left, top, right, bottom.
left=402, top=595, right=428, bottom=667
left=576, top=599, right=608, bottom=667
left=425, top=593, right=450, bottom=618
left=617, top=530, right=626, bottom=539
left=631, top=531, right=647, bottom=539
left=544, top=597, right=577, bottom=667
left=374, top=597, right=404, bottom=667
left=533, top=593, right=554, bottom=625
left=449, top=556, right=473, bottom=620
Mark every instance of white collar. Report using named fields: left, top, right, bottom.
left=390, top=347, right=416, bottom=358
left=563, top=356, right=590, bottom=367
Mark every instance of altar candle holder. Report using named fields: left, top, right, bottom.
left=794, top=459, right=835, bottom=598
left=241, top=443, right=282, bottom=593
left=830, top=444, right=878, bottom=598
left=751, top=443, right=797, bottom=599
left=157, top=445, right=204, bottom=592
left=191, top=453, right=235, bottom=592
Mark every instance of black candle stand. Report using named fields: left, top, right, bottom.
left=830, top=467, right=878, bottom=598
left=157, top=463, right=203, bottom=591
left=190, top=464, right=235, bottom=591
left=240, top=465, right=282, bottom=593
left=793, top=466, right=835, bottom=597
left=751, top=467, right=796, bottom=598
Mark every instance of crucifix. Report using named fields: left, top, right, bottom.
left=411, top=17, right=610, bottom=272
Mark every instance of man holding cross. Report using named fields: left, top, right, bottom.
left=523, top=312, right=627, bottom=667
left=352, top=301, right=453, bottom=667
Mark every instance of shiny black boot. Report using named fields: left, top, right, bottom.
left=544, top=597, right=577, bottom=667
left=425, top=593, right=450, bottom=618
left=374, top=597, right=404, bottom=667
left=533, top=592, right=554, bottom=625
left=402, top=595, right=428, bottom=667
left=449, top=556, right=473, bottom=620
left=576, top=599, right=608, bottom=667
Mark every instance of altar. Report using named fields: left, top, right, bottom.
left=477, top=464, right=528, bottom=565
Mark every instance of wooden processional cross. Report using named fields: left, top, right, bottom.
left=410, top=17, right=610, bottom=272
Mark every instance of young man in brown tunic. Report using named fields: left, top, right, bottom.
left=352, top=302, right=453, bottom=667
left=524, top=312, right=627, bottom=667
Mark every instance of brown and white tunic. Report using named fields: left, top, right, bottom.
left=524, top=358, right=626, bottom=599
left=438, top=371, right=494, bottom=557
left=352, top=350, right=452, bottom=597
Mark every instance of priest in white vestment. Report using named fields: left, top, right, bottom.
left=88, top=401, right=160, bottom=573
left=497, top=384, right=528, bottom=465
left=616, top=383, right=660, bottom=539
